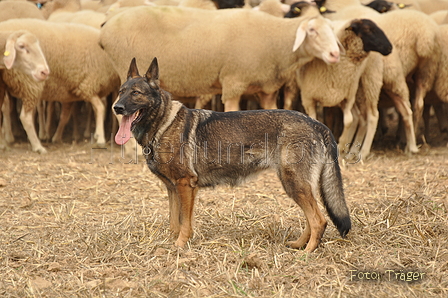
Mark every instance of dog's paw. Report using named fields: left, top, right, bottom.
left=174, top=238, right=187, bottom=248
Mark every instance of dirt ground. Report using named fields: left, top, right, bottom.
left=0, top=124, right=447, bottom=297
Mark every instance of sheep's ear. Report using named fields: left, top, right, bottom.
left=347, top=19, right=361, bottom=35
left=292, top=20, right=308, bottom=52
left=145, top=57, right=160, bottom=89
left=3, top=38, right=17, bottom=70
left=127, top=57, right=140, bottom=80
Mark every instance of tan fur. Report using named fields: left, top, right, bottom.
left=257, top=0, right=285, bottom=17
left=178, top=0, right=217, bottom=9
left=432, top=25, right=448, bottom=102
left=43, top=0, right=106, bottom=28
left=297, top=20, right=373, bottom=158
left=430, top=10, right=448, bottom=24
left=0, top=19, right=120, bottom=153
left=100, top=6, right=340, bottom=111
left=0, top=1, right=45, bottom=21
left=327, top=3, right=440, bottom=152
left=415, top=0, right=448, bottom=15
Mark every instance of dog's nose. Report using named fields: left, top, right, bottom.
left=114, top=103, right=125, bottom=115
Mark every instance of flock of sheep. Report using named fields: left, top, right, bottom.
left=0, top=0, right=447, bottom=160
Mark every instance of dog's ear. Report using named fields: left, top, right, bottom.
left=127, top=57, right=140, bottom=80
left=145, top=57, right=160, bottom=89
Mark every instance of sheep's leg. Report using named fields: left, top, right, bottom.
left=351, top=107, right=367, bottom=150
left=257, top=91, right=279, bottom=110
left=301, top=96, right=318, bottom=119
left=423, top=103, right=432, bottom=142
left=283, top=84, right=298, bottom=110
left=224, top=98, right=240, bottom=112
left=337, top=100, right=356, bottom=157
left=52, top=102, right=73, bottom=143
left=412, top=82, right=428, bottom=141
left=83, top=102, right=93, bottom=139
left=359, top=101, right=379, bottom=159
left=71, top=102, right=82, bottom=142
left=435, top=103, right=448, bottom=133
left=37, top=100, right=46, bottom=140
left=385, top=90, right=418, bottom=153
left=221, top=81, right=246, bottom=112
left=19, top=106, right=47, bottom=154
left=43, top=101, right=56, bottom=142
left=194, top=94, right=213, bottom=109
left=345, top=105, right=360, bottom=148
left=2, top=93, right=15, bottom=144
left=89, top=96, right=106, bottom=145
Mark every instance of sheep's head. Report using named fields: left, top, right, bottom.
left=284, top=1, right=335, bottom=18
left=293, top=17, right=344, bottom=64
left=346, top=19, right=392, bottom=56
left=3, top=30, right=50, bottom=82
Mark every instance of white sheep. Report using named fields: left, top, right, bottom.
left=42, top=0, right=106, bottom=28
left=0, top=19, right=120, bottom=153
left=430, top=10, right=448, bottom=24
left=414, top=0, right=448, bottom=15
left=254, top=0, right=290, bottom=17
left=100, top=5, right=343, bottom=112
left=323, top=0, right=439, bottom=153
left=420, top=24, right=448, bottom=143
left=361, top=0, right=419, bottom=12
left=0, top=0, right=45, bottom=21
left=297, top=19, right=392, bottom=160
left=1, top=30, right=50, bottom=150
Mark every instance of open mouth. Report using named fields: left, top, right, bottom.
left=115, top=109, right=145, bottom=145
left=131, top=109, right=145, bottom=130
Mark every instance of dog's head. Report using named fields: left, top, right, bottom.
left=113, top=57, right=162, bottom=145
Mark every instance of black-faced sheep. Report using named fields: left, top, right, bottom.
left=322, top=0, right=440, bottom=153
left=296, top=19, right=392, bottom=160
left=0, top=19, right=120, bottom=153
left=100, top=5, right=343, bottom=112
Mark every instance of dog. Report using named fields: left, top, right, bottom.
left=113, top=58, right=351, bottom=252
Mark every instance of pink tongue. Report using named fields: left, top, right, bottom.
left=115, top=115, right=133, bottom=145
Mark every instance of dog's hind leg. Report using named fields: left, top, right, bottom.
left=174, top=177, right=198, bottom=248
left=280, top=170, right=327, bottom=252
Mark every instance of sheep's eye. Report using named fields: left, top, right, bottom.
left=18, top=44, right=26, bottom=50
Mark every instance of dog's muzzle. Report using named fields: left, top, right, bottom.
left=113, top=103, right=125, bottom=115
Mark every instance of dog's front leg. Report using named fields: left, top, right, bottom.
left=174, top=177, right=198, bottom=248
left=167, top=188, right=181, bottom=235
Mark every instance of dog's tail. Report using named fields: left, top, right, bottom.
left=319, top=132, right=351, bottom=238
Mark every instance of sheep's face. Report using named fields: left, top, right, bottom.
left=3, top=31, right=50, bottom=82
left=296, top=17, right=342, bottom=64
left=114, top=58, right=162, bottom=145
left=348, top=19, right=392, bottom=56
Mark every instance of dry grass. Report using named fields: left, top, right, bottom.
left=0, top=139, right=447, bottom=297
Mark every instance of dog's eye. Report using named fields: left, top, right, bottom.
left=132, top=91, right=141, bottom=95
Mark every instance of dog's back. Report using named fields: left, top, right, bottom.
left=157, top=107, right=351, bottom=243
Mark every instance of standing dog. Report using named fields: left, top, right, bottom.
left=113, top=58, right=351, bottom=252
